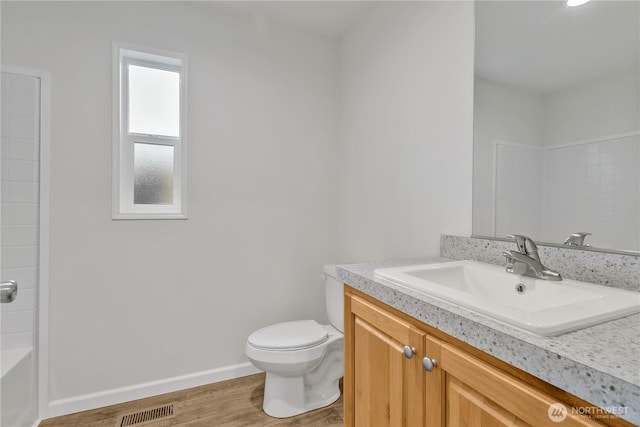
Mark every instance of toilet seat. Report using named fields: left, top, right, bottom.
left=248, top=320, right=328, bottom=351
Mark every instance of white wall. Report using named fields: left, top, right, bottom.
left=494, top=143, right=542, bottom=238
left=542, top=67, right=640, bottom=146
left=472, top=78, right=542, bottom=237
left=339, top=1, right=474, bottom=262
left=1, top=1, right=341, bottom=406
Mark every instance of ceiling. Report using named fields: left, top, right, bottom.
left=475, top=0, right=640, bottom=93
left=198, top=1, right=638, bottom=93
left=206, top=1, right=372, bottom=39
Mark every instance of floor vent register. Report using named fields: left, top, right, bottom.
left=117, top=404, right=175, bottom=426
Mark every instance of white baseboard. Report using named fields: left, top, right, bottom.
left=31, top=419, right=42, bottom=427
left=46, top=362, right=262, bottom=418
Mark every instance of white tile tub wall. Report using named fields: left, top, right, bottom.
left=492, top=133, right=639, bottom=251
left=541, top=134, right=640, bottom=251
left=1, top=72, right=41, bottom=351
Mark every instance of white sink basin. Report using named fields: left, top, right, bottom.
left=373, top=260, right=640, bottom=336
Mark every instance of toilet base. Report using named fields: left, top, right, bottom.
left=262, top=372, right=341, bottom=418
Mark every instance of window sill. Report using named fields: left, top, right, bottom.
left=112, top=213, right=188, bottom=220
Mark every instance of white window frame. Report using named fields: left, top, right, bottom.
left=112, top=42, right=188, bottom=219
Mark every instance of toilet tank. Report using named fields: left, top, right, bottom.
left=322, top=265, right=344, bottom=333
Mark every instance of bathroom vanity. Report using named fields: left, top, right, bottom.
left=338, top=258, right=640, bottom=426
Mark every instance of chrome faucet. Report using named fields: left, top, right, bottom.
left=503, top=235, right=562, bottom=281
left=563, top=232, right=591, bottom=247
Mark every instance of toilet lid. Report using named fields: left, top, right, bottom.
left=248, top=320, right=328, bottom=350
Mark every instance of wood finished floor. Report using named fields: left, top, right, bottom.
left=39, top=373, right=343, bottom=427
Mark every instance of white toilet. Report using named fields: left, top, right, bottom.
left=245, top=265, right=344, bottom=418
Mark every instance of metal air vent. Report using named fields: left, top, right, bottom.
left=117, top=404, right=175, bottom=426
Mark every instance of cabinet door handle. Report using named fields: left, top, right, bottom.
left=422, top=357, right=437, bottom=372
left=402, top=346, right=416, bottom=359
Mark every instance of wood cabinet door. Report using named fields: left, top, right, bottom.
left=426, top=335, right=603, bottom=427
left=345, top=295, right=426, bottom=427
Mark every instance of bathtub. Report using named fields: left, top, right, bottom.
left=1, top=347, right=37, bottom=427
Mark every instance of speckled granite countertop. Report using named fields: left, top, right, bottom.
left=337, top=257, right=640, bottom=425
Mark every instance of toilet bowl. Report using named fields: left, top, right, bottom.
left=245, top=265, right=344, bottom=418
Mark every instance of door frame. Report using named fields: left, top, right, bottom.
left=2, top=65, right=51, bottom=421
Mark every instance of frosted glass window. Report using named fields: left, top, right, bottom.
left=134, top=142, right=174, bottom=205
left=114, top=44, right=186, bottom=218
left=128, top=65, right=180, bottom=137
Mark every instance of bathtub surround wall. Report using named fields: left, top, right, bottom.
left=2, top=1, right=341, bottom=414
left=541, top=134, right=639, bottom=251
left=490, top=134, right=640, bottom=251
left=1, top=71, right=41, bottom=427
left=339, top=1, right=474, bottom=262
left=1, top=72, right=40, bottom=351
left=441, top=235, right=640, bottom=292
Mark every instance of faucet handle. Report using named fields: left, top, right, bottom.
left=563, top=232, right=592, bottom=246
left=505, top=234, right=537, bottom=254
